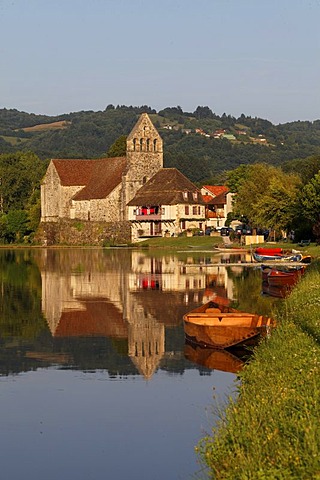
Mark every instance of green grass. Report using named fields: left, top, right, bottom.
left=136, top=234, right=224, bottom=250
left=1, top=135, right=29, bottom=146
left=197, top=260, right=320, bottom=479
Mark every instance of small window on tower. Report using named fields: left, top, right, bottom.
left=153, top=139, right=157, bottom=152
left=146, top=138, right=150, bottom=152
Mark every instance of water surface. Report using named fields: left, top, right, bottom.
left=0, top=248, right=279, bottom=480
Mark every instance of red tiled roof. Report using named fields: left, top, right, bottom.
left=74, top=157, right=127, bottom=200
left=203, top=185, right=229, bottom=196
left=52, top=157, right=127, bottom=200
left=202, top=194, right=214, bottom=204
left=52, top=159, right=97, bottom=186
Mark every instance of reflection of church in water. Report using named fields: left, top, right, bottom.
left=35, top=249, right=238, bottom=379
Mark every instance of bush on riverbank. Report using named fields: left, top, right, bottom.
left=198, top=260, right=320, bottom=479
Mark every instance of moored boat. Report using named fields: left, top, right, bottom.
left=261, top=264, right=306, bottom=286
left=255, top=247, right=283, bottom=256
left=253, top=251, right=303, bottom=262
left=183, top=300, right=275, bottom=349
left=267, top=266, right=305, bottom=286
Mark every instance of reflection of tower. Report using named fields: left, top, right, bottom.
left=127, top=304, right=165, bottom=380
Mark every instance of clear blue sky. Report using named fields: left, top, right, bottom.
left=1, top=0, right=319, bottom=124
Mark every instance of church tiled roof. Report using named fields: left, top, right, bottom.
left=74, top=157, right=127, bottom=200
left=52, top=159, right=97, bottom=186
left=127, top=168, right=205, bottom=206
left=52, top=157, right=127, bottom=200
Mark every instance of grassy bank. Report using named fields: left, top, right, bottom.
left=197, top=260, right=320, bottom=479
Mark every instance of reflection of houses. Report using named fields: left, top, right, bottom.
left=35, top=249, right=243, bottom=378
left=36, top=250, right=198, bottom=379
left=128, top=252, right=206, bottom=295
left=201, top=185, right=234, bottom=229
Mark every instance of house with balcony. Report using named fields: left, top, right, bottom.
left=128, top=168, right=206, bottom=241
left=201, top=185, right=234, bottom=229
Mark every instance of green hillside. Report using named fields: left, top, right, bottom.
left=1, top=105, right=320, bottom=183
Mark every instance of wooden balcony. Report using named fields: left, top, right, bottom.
left=134, top=213, right=162, bottom=221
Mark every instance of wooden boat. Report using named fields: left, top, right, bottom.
left=267, top=266, right=305, bottom=286
left=253, top=251, right=303, bottom=263
left=183, top=300, right=275, bottom=349
left=261, top=264, right=306, bottom=285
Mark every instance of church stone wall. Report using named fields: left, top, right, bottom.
left=71, top=185, right=122, bottom=221
left=36, top=219, right=132, bottom=246
left=41, top=162, right=84, bottom=222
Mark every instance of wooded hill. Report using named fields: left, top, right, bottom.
left=1, top=105, right=320, bottom=183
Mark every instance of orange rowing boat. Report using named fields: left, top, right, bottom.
left=183, top=300, right=276, bottom=349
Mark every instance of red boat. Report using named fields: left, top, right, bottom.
left=267, top=266, right=305, bottom=287
left=256, top=247, right=283, bottom=256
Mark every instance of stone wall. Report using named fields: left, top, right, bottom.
left=36, top=219, right=132, bottom=246
left=73, top=185, right=122, bottom=222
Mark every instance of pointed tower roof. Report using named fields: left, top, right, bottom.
left=127, top=113, right=162, bottom=149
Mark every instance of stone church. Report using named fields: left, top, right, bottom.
left=40, top=113, right=205, bottom=244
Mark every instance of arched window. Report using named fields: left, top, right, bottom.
left=153, top=139, right=157, bottom=152
left=133, top=138, right=137, bottom=151
left=140, top=138, right=143, bottom=151
left=146, top=138, right=150, bottom=151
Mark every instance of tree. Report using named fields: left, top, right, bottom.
left=0, top=210, right=29, bottom=243
left=0, top=151, right=47, bottom=242
left=193, top=106, right=214, bottom=120
left=106, top=135, right=127, bottom=157
left=226, top=165, right=250, bottom=193
left=0, top=151, right=47, bottom=213
left=300, top=172, right=320, bottom=240
left=232, top=163, right=301, bottom=233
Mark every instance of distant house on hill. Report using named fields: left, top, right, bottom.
left=40, top=113, right=205, bottom=243
left=201, top=185, right=234, bottom=229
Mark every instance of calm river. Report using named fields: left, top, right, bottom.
left=0, top=248, right=280, bottom=480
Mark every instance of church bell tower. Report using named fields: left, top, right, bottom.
left=121, top=113, right=163, bottom=220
